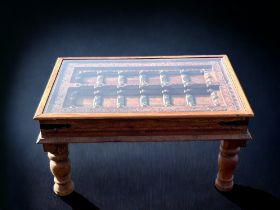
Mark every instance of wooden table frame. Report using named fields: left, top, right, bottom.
left=34, top=55, right=253, bottom=196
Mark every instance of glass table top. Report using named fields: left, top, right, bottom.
left=43, top=57, right=245, bottom=114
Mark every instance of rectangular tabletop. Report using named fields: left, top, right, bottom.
left=34, top=55, right=253, bottom=143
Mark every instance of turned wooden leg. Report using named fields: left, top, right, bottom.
left=215, top=140, right=245, bottom=191
left=43, top=144, right=74, bottom=196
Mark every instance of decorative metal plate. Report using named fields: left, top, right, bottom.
left=43, top=58, right=244, bottom=113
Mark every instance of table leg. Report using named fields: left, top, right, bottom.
left=43, top=144, right=74, bottom=196
left=215, top=140, right=244, bottom=191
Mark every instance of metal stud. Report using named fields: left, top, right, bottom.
left=116, top=90, right=125, bottom=108
left=184, top=89, right=195, bottom=106
left=180, top=70, right=191, bottom=86
left=162, top=90, right=172, bottom=106
left=186, top=94, right=195, bottom=106
left=96, top=71, right=105, bottom=87
left=160, top=71, right=169, bottom=87
left=93, top=95, right=102, bottom=108
left=117, top=95, right=125, bottom=108
left=139, top=71, right=148, bottom=87
left=139, top=89, right=148, bottom=107
left=203, top=69, right=212, bottom=86
left=139, top=95, right=148, bottom=107
left=208, top=88, right=219, bottom=106
left=118, top=71, right=127, bottom=87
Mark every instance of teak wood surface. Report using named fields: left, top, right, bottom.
left=34, top=55, right=253, bottom=143
left=34, top=55, right=254, bottom=194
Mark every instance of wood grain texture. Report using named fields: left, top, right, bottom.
left=33, top=55, right=254, bottom=120
left=215, top=140, right=244, bottom=191
left=59, top=55, right=228, bottom=60
left=222, top=55, right=253, bottom=115
left=34, top=56, right=254, bottom=194
left=34, top=55, right=253, bottom=143
left=38, top=117, right=250, bottom=139
left=35, top=111, right=253, bottom=120
left=34, top=58, right=63, bottom=118
left=37, top=131, right=251, bottom=144
left=44, top=144, right=74, bottom=196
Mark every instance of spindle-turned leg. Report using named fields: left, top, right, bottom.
left=43, top=144, right=74, bottom=196
left=215, top=140, right=245, bottom=191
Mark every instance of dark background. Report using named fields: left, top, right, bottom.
left=1, top=0, right=280, bottom=209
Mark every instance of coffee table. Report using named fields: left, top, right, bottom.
left=34, top=55, right=253, bottom=196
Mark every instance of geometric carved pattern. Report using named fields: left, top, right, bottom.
left=44, top=58, right=244, bottom=113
